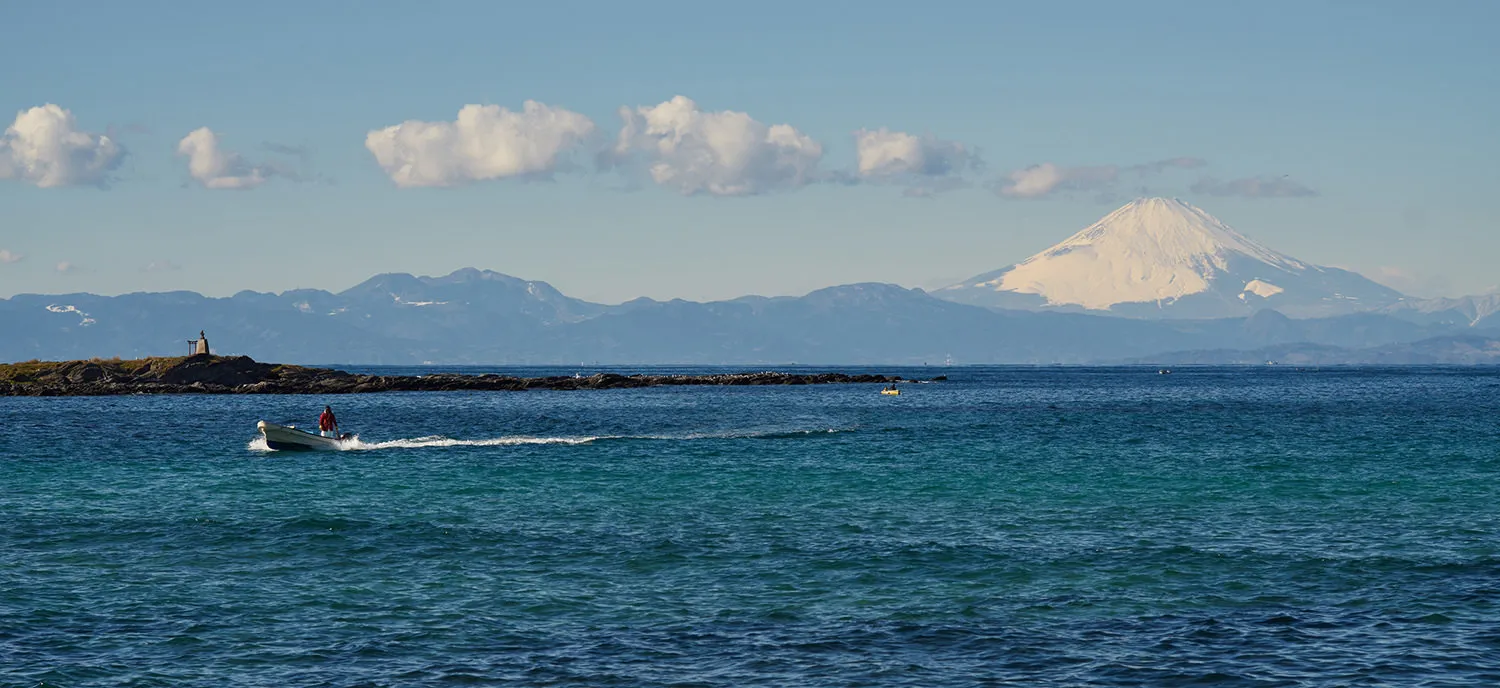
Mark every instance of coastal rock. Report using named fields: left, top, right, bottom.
left=0, top=355, right=923, bottom=397
left=67, top=362, right=107, bottom=384
left=155, top=355, right=277, bottom=386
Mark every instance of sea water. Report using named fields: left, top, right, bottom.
left=2, top=366, right=1498, bottom=686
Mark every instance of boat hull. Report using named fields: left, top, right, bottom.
left=257, top=421, right=344, bottom=451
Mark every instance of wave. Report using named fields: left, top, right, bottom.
left=351, top=435, right=602, bottom=450
left=246, top=434, right=600, bottom=452
left=664, top=428, right=852, bottom=441
left=247, top=426, right=855, bottom=453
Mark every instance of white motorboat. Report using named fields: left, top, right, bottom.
left=257, top=421, right=350, bottom=451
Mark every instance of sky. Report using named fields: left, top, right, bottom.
left=1, top=0, right=1496, bottom=303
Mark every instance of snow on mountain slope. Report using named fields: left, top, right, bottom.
left=937, top=198, right=1404, bottom=319
left=1241, top=279, right=1285, bottom=299
left=1379, top=293, right=1500, bottom=328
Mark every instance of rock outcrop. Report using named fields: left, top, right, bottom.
left=0, top=355, right=909, bottom=396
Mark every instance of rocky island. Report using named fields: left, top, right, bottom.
left=0, top=355, right=915, bottom=397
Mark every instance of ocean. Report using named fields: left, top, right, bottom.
left=2, top=366, right=1498, bottom=686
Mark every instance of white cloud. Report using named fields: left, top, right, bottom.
left=1128, top=157, right=1207, bottom=175
left=854, top=128, right=977, bottom=179
left=55, top=261, right=77, bottom=274
left=0, top=249, right=21, bottom=264
left=365, top=101, right=596, bottom=188
left=1190, top=176, right=1317, bottom=198
left=0, top=104, right=123, bottom=188
left=143, top=259, right=182, bottom=273
left=614, top=96, right=823, bottom=196
left=996, top=157, right=1206, bottom=199
left=177, top=127, right=273, bottom=190
left=997, top=163, right=1120, bottom=199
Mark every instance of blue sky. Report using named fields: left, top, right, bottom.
left=2, top=0, right=1496, bottom=302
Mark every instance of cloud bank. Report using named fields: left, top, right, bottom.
left=0, top=104, right=123, bottom=188
left=365, top=102, right=596, bottom=188
left=0, top=98, right=1308, bottom=206
left=177, top=128, right=277, bottom=190
left=613, top=96, right=823, bottom=196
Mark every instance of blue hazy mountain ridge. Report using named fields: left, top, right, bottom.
left=2, top=268, right=1495, bottom=365
left=1126, top=335, right=1500, bottom=365
left=547, top=283, right=1191, bottom=364
left=1377, top=293, right=1500, bottom=329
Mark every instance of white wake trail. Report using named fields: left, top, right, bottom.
left=348, top=435, right=604, bottom=450
left=247, top=426, right=854, bottom=452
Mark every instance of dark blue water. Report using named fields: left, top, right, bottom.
left=3, top=367, right=1499, bottom=686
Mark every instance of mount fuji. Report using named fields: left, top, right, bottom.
left=937, top=198, right=1404, bottom=319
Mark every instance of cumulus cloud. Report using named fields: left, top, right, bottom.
left=854, top=128, right=979, bottom=179
left=613, top=96, right=823, bottom=196
left=0, top=104, right=123, bottom=188
left=0, top=249, right=21, bottom=264
left=1190, top=176, right=1317, bottom=198
left=365, top=101, right=596, bottom=188
left=55, top=261, right=77, bottom=274
left=177, top=127, right=276, bottom=190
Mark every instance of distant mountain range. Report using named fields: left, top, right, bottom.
left=1377, top=293, right=1500, bottom=328
left=4, top=197, right=1495, bottom=364
left=1123, top=335, right=1500, bottom=366
left=937, top=198, right=1405, bottom=319
left=3, top=267, right=1497, bottom=364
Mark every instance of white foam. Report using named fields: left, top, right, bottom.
left=247, top=427, right=853, bottom=453
left=350, top=435, right=603, bottom=450
left=664, top=428, right=848, bottom=441
left=247, top=434, right=600, bottom=452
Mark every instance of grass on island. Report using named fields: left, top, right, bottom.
left=0, top=356, right=194, bottom=384
left=0, top=355, right=317, bottom=386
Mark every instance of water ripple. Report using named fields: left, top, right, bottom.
left=2, top=366, right=1498, bottom=685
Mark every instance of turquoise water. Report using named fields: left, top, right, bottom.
left=3, top=367, right=1499, bottom=686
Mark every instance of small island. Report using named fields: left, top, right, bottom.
left=0, top=354, right=914, bottom=397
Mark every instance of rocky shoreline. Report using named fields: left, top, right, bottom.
left=0, top=355, right=925, bottom=397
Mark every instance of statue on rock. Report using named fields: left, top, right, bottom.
left=195, top=331, right=210, bottom=356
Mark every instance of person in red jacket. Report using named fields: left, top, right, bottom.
left=318, top=406, right=338, bottom=438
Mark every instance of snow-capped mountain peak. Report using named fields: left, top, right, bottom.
left=938, top=197, right=1403, bottom=318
